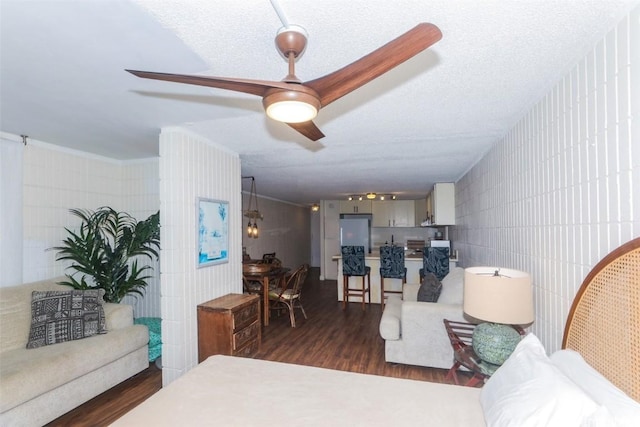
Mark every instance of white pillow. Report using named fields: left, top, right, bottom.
left=550, top=349, right=640, bottom=427
left=438, top=267, right=464, bottom=304
left=580, top=406, right=620, bottom=427
left=480, top=333, right=599, bottom=427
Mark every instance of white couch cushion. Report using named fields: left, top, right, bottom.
left=0, top=278, right=69, bottom=352
left=0, top=324, right=148, bottom=413
left=379, top=296, right=402, bottom=340
left=438, top=267, right=464, bottom=304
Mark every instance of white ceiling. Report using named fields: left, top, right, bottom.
left=1, top=0, right=637, bottom=206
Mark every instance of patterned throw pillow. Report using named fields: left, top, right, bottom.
left=26, top=289, right=107, bottom=349
left=417, top=273, right=443, bottom=302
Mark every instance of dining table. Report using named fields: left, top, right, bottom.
left=242, top=263, right=290, bottom=326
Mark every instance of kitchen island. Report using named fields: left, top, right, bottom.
left=332, top=250, right=457, bottom=305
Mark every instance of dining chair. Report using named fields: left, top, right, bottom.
left=261, top=252, right=276, bottom=261
left=419, top=246, right=450, bottom=281
left=242, top=275, right=262, bottom=294
left=341, top=245, right=371, bottom=311
left=379, top=245, right=406, bottom=309
left=260, top=252, right=282, bottom=268
left=268, top=264, right=309, bottom=327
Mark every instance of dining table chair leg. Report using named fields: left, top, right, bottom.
left=289, top=303, right=296, bottom=327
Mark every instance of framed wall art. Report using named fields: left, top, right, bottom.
left=197, top=198, right=229, bottom=267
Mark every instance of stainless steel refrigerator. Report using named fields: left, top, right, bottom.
left=339, top=214, right=372, bottom=253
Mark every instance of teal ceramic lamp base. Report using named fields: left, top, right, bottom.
left=472, top=323, right=522, bottom=366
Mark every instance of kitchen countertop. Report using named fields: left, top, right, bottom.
left=333, top=250, right=458, bottom=262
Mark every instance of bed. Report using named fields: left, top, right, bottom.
left=111, top=237, right=640, bottom=427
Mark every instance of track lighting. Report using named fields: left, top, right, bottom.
left=346, top=194, right=396, bottom=201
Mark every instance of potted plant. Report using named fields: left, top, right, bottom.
left=51, top=206, right=160, bottom=303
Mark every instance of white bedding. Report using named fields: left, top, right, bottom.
left=111, top=355, right=485, bottom=427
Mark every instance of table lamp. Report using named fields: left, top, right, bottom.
left=463, top=267, right=533, bottom=366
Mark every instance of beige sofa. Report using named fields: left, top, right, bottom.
left=379, top=267, right=468, bottom=369
left=0, top=278, right=149, bottom=427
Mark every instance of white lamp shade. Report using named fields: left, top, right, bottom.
left=463, top=267, right=534, bottom=325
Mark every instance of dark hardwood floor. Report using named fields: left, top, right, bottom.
left=47, top=268, right=471, bottom=426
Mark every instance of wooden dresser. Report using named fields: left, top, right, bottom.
left=197, top=293, right=261, bottom=362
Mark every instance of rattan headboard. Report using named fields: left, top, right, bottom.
left=562, top=237, right=640, bottom=402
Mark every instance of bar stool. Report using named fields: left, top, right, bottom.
left=419, top=246, right=451, bottom=281
left=379, top=245, right=406, bottom=309
left=341, top=245, right=371, bottom=311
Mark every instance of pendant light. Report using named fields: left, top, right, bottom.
left=242, top=176, right=263, bottom=239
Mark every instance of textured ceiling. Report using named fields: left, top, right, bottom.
left=1, top=0, right=637, bottom=205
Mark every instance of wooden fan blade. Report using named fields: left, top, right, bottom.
left=304, top=23, right=442, bottom=107
left=287, top=121, right=325, bottom=141
left=126, top=70, right=296, bottom=97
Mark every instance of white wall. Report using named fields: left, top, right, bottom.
left=241, top=195, right=311, bottom=269
left=310, top=207, right=321, bottom=268
left=0, top=136, right=24, bottom=286
left=159, top=127, right=242, bottom=385
left=1, top=134, right=161, bottom=319
left=451, top=6, right=639, bottom=353
left=21, top=141, right=123, bottom=282
left=320, top=200, right=341, bottom=280
left=120, top=159, right=161, bottom=318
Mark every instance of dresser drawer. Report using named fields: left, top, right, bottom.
left=233, top=337, right=260, bottom=357
left=233, top=320, right=260, bottom=350
left=197, top=294, right=261, bottom=362
left=232, top=302, right=259, bottom=330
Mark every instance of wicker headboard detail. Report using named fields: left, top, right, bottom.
left=562, top=237, right=640, bottom=402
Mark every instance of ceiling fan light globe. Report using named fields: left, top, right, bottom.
left=265, top=100, right=317, bottom=123
left=263, top=90, right=320, bottom=123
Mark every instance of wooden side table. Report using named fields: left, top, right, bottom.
left=443, top=319, right=524, bottom=387
left=197, top=293, right=261, bottom=362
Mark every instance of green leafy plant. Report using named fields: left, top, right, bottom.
left=52, top=207, right=160, bottom=303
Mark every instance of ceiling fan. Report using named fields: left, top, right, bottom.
left=126, top=22, right=441, bottom=141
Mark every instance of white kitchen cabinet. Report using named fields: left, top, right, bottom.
left=372, top=201, right=391, bottom=227
left=393, top=200, right=415, bottom=227
left=414, top=198, right=427, bottom=226
left=339, top=200, right=372, bottom=214
left=427, top=183, right=455, bottom=225
left=372, top=200, right=415, bottom=227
